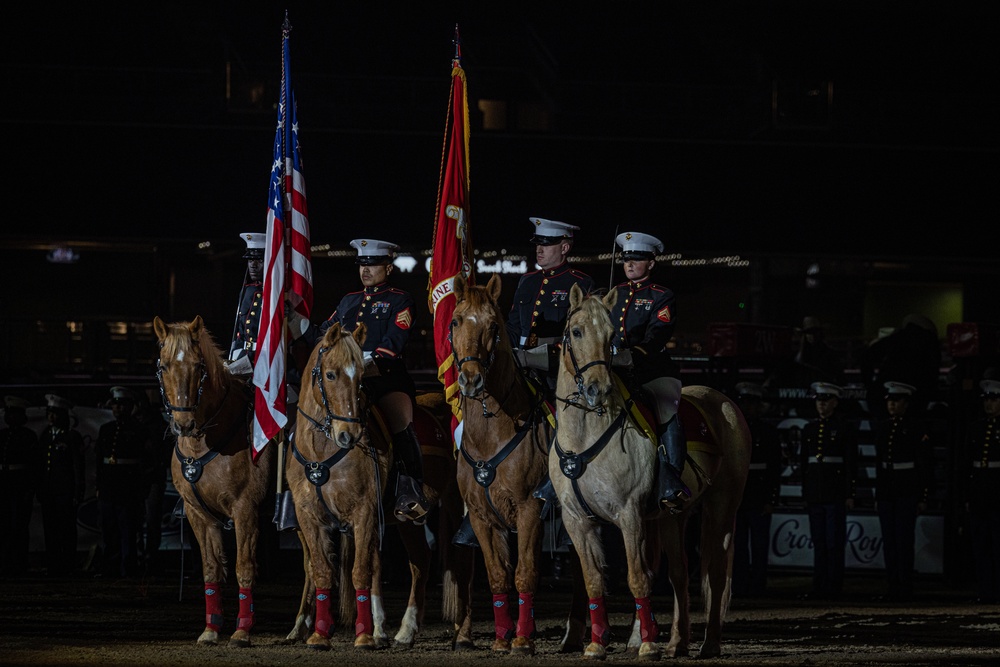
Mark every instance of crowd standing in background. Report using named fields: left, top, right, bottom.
left=0, top=396, right=39, bottom=577
left=963, top=379, right=1000, bottom=604
left=36, top=394, right=86, bottom=576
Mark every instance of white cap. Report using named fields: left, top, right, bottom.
left=240, top=232, right=266, bottom=259
left=350, top=238, right=398, bottom=266
left=810, top=382, right=842, bottom=398
left=4, top=395, right=29, bottom=410
left=529, top=217, right=579, bottom=245
left=45, top=394, right=74, bottom=411
left=109, top=386, right=134, bottom=404
left=883, top=381, right=916, bottom=397
left=735, top=382, right=765, bottom=399
left=980, top=379, right=1000, bottom=397
left=615, top=231, right=664, bottom=260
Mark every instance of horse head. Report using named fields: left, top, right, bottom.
left=450, top=273, right=507, bottom=398
left=300, top=321, right=367, bottom=450
left=560, top=284, right=618, bottom=409
left=153, top=315, right=224, bottom=437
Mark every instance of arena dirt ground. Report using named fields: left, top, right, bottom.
left=2, top=547, right=998, bottom=667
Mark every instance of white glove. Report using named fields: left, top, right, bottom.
left=226, top=355, right=252, bottom=376
left=612, top=347, right=634, bottom=368
left=519, top=344, right=551, bottom=371
left=362, top=352, right=380, bottom=376
left=285, top=301, right=310, bottom=340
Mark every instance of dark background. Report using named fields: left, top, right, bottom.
left=5, top=2, right=998, bottom=256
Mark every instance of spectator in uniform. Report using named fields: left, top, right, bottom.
left=606, top=231, right=689, bottom=513
left=964, top=378, right=1000, bottom=604
left=227, top=232, right=266, bottom=377
left=799, top=382, right=858, bottom=600
left=288, top=238, right=429, bottom=523
left=732, top=381, right=783, bottom=598
left=0, top=396, right=40, bottom=577
left=506, top=217, right=595, bottom=391
left=136, top=388, right=173, bottom=574
left=94, top=387, right=153, bottom=578
left=36, top=394, right=86, bottom=576
left=873, top=381, right=932, bottom=602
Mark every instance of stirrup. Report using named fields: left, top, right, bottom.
left=394, top=475, right=429, bottom=524
left=660, top=488, right=690, bottom=515
left=451, top=514, right=480, bottom=548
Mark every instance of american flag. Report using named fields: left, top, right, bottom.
left=428, top=25, right=474, bottom=436
left=253, top=15, right=312, bottom=459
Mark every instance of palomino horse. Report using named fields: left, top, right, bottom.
left=286, top=321, right=474, bottom=651
left=449, top=274, right=587, bottom=654
left=550, top=284, right=751, bottom=660
left=152, top=315, right=276, bottom=647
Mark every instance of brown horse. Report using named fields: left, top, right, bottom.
left=152, top=315, right=276, bottom=647
left=449, top=273, right=587, bottom=654
left=550, top=284, right=751, bottom=659
left=285, top=322, right=473, bottom=651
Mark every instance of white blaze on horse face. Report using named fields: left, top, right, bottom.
left=466, top=315, right=478, bottom=325
left=345, top=363, right=357, bottom=381
left=176, top=349, right=185, bottom=362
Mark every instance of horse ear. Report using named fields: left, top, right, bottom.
left=153, top=316, right=167, bottom=342
left=486, top=273, right=502, bottom=302
left=322, top=322, right=341, bottom=346
left=603, top=287, right=618, bottom=311
left=188, top=315, right=204, bottom=343
left=454, top=273, right=467, bottom=301
left=353, top=322, right=368, bottom=348
left=569, top=282, right=583, bottom=309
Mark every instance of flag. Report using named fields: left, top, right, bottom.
left=428, top=25, right=474, bottom=434
left=253, top=14, right=312, bottom=459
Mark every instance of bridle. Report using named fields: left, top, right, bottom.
left=297, top=341, right=365, bottom=441
left=449, top=317, right=518, bottom=418
left=156, top=345, right=208, bottom=415
left=557, top=306, right=613, bottom=415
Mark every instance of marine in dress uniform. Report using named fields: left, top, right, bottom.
left=607, top=231, right=689, bottom=513
left=36, top=394, right=86, bottom=575
left=506, top=218, right=595, bottom=359
left=228, top=232, right=266, bottom=371
left=94, top=387, right=153, bottom=578
left=873, top=381, right=932, bottom=602
left=799, top=382, right=858, bottom=599
left=0, top=396, right=40, bottom=576
left=293, top=239, right=429, bottom=523
left=965, top=379, right=1000, bottom=604
left=732, top=382, right=783, bottom=597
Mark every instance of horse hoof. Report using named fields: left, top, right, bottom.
left=491, top=638, right=511, bottom=652
left=583, top=642, right=608, bottom=660
left=228, top=629, right=251, bottom=648
left=511, top=636, right=535, bottom=655
left=664, top=642, right=688, bottom=658
left=453, top=639, right=476, bottom=651
left=700, top=642, right=722, bottom=659
left=306, top=633, right=331, bottom=651
left=354, top=633, right=377, bottom=650
left=196, top=629, right=219, bottom=646
left=638, top=642, right=661, bottom=660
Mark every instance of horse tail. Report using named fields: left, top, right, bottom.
left=338, top=532, right=355, bottom=627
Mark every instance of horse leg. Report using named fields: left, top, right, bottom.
left=619, top=513, right=661, bottom=661
left=350, top=513, right=380, bottom=650
left=510, top=508, right=543, bottom=656
left=439, top=496, right=475, bottom=650
left=472, top=514, right=515, bottom=653
left=370, top=549, right=389, bottom=648
left=558, top=548, right=589, bottom=654
left=297, top=511, right=337, bottom=651
left=560, top=511, right=611, bottom=660
left=227, top=503, right=260, bottom=648
left=698, top=499, right=737, bottom=658
left=188, top=512, right=225, bottom=646
left=285, top=531, right=316, bottom=643
left=393, top=522, right=430, bottom=648
left=659, top=515, right=691, bottom=658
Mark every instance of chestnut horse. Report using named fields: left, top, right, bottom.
left=449, top=274, right=587, bottom=654
left=550, top=284, right=751, bottom=659
left=152, top=315, right=276, bottom=647
left=285, top=322, right=474, bottom=651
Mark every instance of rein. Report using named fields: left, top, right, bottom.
left=298, top=344, right=365, bottom=440
left=555, top=307, right=613, bottom=416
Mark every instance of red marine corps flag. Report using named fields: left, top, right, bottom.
left=253, top=14, right=313, bottom=460
left=428, top=25, right=474, bottom=436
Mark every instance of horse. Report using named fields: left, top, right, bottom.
left=449, top=273, right=587, bottom=654
left=285, top=321, right=474, bottom=651
left=550, top=284, right=751, bottom=660
left=152, top=315, right=277, bottom=647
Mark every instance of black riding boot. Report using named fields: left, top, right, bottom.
left=393, top=425, right=430, bottom=523
left=657, top=415, right=690, bottom=514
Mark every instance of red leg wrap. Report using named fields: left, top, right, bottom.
left=492, top=593, right=514, bottom=641
left=589, top=597, right=611, bottom=646
left=516, top=592, right=535, bottom=638
left=204, top=582, right=223, bottom=632
left=315, top=587, right=334, bottom=638
left=634, top=596, right=658, bottom=642
left=355, top=588, right=373, bottom=637
left=236, top=587, right=254, bottom=632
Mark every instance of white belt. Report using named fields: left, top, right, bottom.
left=2, top=464, right=31, bottom=471
left=519, top=335, right=560, bottom=346
left=808, top=456, right=843, bottom=463
left=102, top=458, right=143, bottom=465
left=974, top=461, right=1000, bottom=469
left=881, top=461, right=915, bottom=470
left=748, top=463, right=768, bottom=470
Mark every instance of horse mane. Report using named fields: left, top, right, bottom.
left=159, top=318, right=228, bottom=393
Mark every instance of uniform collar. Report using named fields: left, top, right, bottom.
left=540, top=262, right=569, bottom=278
left=627, top=276, right=650, bottom=290
left=363, top=281, right=389, bottom=295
